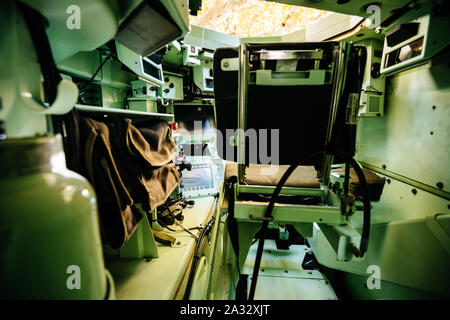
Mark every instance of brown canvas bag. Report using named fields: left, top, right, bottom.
left=79, top=117, right=180, bottom=249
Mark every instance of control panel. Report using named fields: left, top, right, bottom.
left=176, top=143, right=224, bottom=199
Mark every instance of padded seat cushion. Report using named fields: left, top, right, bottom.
left=225, top=162, right=320, bottom=188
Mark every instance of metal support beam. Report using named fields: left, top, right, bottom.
left=234, top=201, right=345, bottom=225
left=237, top=184, right=325, bottom=197
left=237, top=43, right=249, bottom=185
left=322, top=41, right=348, bottom=185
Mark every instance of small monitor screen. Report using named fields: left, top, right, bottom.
left=182, top=166, right=214, bottom=189
left=174, top=105, right=216, bottom=134
left=115, top=2, right=182, bottom=57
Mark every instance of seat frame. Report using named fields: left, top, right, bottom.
left=235, top=41, right=350, bottom=199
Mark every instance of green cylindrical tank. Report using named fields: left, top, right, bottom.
left=0, top=135, right=113, bottom=299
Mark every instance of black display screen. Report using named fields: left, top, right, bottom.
left=142, top=59, right=162, bottom=80
left=174, top=104, right=216, bottom=134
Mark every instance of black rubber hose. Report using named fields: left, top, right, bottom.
left=248, top=150, right=371, bottom=300
left=248, top=151, right=325, bottom=300
left=336, top=151, right=371, bottom=255
left=18, top=2, right=61, bottom=104
left=183, top=215, right=215, bottom=300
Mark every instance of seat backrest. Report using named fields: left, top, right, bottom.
left=214, top=42, right=366, bottom=172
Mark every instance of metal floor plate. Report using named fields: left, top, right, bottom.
left=243, top=240, right=337, bottom=300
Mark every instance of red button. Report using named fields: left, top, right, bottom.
left=172, top=122, right=178, bottom=130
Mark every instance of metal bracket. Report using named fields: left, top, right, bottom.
left=318, top=223, right=363, bottom=261
left=221, top=57, right=239, bottom=71
left=279, top=225, right=289, bottom=240
left=339, top=194, right=355, bottom=216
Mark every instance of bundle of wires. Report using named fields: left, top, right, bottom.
left=183, top=197, right=219, bottom=300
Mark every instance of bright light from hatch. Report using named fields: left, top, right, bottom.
left=189, top=0, right=331, bottom=38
